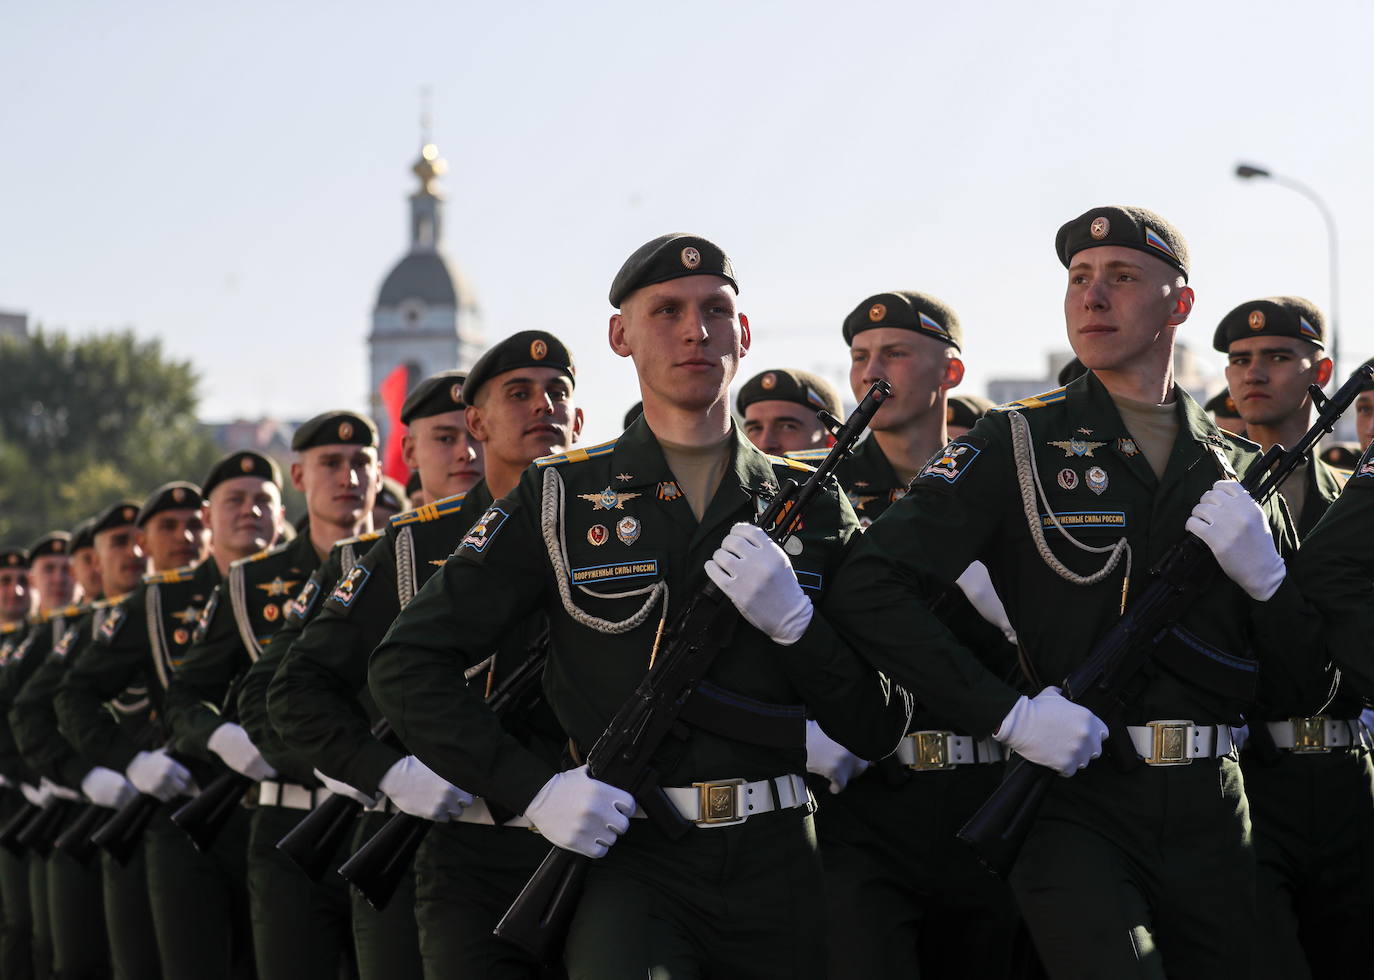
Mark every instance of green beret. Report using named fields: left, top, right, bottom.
left=462, top=331, right=575, bottom=404
left=202, top=451, right=282, bottom=500
left=400, top=371, right=468, bottom=425
left=1055, top=205, right=1189, bottom=281
left=1212, top=296, right=1325, bottom=353
left=92, top=501, right=141, bottom=538
left=842, top=291, right=962, bottom=351
left=609, top=234, right=738, bottom=308
left=136, top=482, right=204, bottom=527
left=1320, top=443, right=1361, bottom=469
left=623, top=402, right=643, bottom=430
left=0, top=547, right=28, bottom=570
left=736, top=369, right=842, bottom=419
left=27, top=532, right=70, bottom=559
left=947, top=394, right=995, bottom=430
left=291, top=411, right=378, bottom=452
left=70, top=518, right=97, bottom=554
left=1205, top=389, right=1241, bottom=418
left=1057, top=357, right=1088, bottom=387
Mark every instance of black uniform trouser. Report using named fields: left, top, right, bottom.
left=349, top=810, right=421, bottom=980
left=413, top=818, right=556, bottom=980
left=248, top=803, right=352, bottom=980
left=28, top=847, right=51, bottom=978
left=1009, top=755, right=1254, bottom=980
left=47, top=845, right=108, bottom=979
left=563, top=807, right=825, bottom=980
left=816, top=763, right=1027, bottom=979
left=101, top=845, right=162, bottom=979
left=1243, top=746, right=1374, bottom=980
left=146, top=804, right=254, bottom=980
left=0, top=816, right=33, bottom=980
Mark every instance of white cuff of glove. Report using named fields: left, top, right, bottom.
left=41, top=777, right=81, bottom=802
left=313, top=769, right=378, bottom=807
left=1184, top=480, right=1286, bottom=602
left=126, top=748, right=192, bottom=802
left=994, top=686, right=1108, bottom=777
left=955, top=561, right=1017, bottom=644
left=704, top=523, right=813, bottom=646
left=804, top=720, right=869, bottom=794
left=207, top=723, right=277, bottom=781
left=81, top=766, right=139, bottom=809
left=20, top=783, right=46, bottom=808
left=378, top=756, right=474, bottom=822
left=524, top=765, right=635, bottom=859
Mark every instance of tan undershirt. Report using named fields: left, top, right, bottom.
left=1111, top=392, right=1180, bottom=481
left=1278, top=461, right=1309, bottom=525
left=660, top=433, right=733, bottom=522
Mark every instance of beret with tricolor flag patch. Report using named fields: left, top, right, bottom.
left=842, top=290, right=962, bottom=351
left=736, top=368, right=843, bottom=419
left=1055, top=205, right=1190, bottom=281
left=1212, top=296, right=1325, bottom=352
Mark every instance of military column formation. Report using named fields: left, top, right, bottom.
left=0, top=211, right=1370, bottom=980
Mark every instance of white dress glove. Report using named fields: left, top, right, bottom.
left=81, top=767, right=139, bottom=809
left=41, top=777, right=82, bottom=802
left=20, top=782, right=47, bottom=807
left=805, top=720, right=869, bottom=794
left=704, top=523, right=813, bottom=645
left=126, top=748, right=193, bottom=801
left=207, top=722, right=277, bottom=781
left=955, top=561, right=1017, bottom=644
left=378, top=756, right=474, bottom=822
left=524, top=765, right=635, bottom=859
left=313, top=769, right=379, bottom=807
left=1185, top=480, right=1286, bottom=601
left=994, top=686, right=1108, bottom=777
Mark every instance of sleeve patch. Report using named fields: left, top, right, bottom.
left=96, top=605, right=127, bottom=644
left=286, top=579, right=321, bottom=623
left=459, top=506, right=510, bottom=553
left=329, top=565, right=370, bottom=608
left=918, top=440, right=983, bottom=485
left=1354, top=445, right=1374, bottom=483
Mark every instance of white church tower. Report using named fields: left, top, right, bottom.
left=368, top=140, right=483, bottom=441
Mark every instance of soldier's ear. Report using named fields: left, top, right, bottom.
left=942, top=355, right=965, bottom=390
left=608, top=313, right=632, bottom=358
left=1167, top=286, right=1195, bottom=326
left=1315, top=357, right=1334, bottom=388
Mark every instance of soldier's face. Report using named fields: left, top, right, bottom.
left=610, top=276, right=748, bottom=414
left=742, top=401, right=828, bottom=455
left=206, top=476, right=283, bottom=560
left=1356, top=392, right=1374, bottom=449
left=1065, top=247, right=1192, bottom=372
left=29, top=555, right=73, bottom=611
left=403, top=410, right=483, bottom=502
left=94, top=526, right=146, bottom=596
left=1224, top=337, right=1331, bottom=429
left=0, top=568, right=29, bottom=622
left=849, top=328, right=963, bottom=433
left=71, top=547, right=102, bottom=601
left=139, top=508, right=210, bottom=573
left=467, top=369, right=581, bottom=470
left=293, top=445, right=380, bottom=529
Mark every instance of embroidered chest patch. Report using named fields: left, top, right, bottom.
left=570, top=559, right=660, bottom=585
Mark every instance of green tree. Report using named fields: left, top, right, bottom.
left=0, top=329, right=221, bottom=546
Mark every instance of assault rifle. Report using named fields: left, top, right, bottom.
left=957, top=363, right=1374, bottom=877
left=170, top=673, right=253, bottom=853
left=336, top=633, right=550, bottom=909
left=54, top=801, right=112, bottom=865
left=493, top=380, right=892, bottom=961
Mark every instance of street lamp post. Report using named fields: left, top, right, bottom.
left=1234, top=163, right=1341, bottom=385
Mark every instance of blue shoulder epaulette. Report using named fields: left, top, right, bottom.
left=535, top=438, right=619, bottom=469
left=992, top=386, right=1068, bottom=412
left=390, top=491, right=470, bottom=527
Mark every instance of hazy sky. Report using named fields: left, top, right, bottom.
left=4, top=1, right=1372, bottom=445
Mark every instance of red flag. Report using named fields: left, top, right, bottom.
left=379, top=364, right=411, bottom=483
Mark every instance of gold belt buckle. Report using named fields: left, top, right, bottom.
left=693, top=779, right=746, bottom=826
left=1146, top=721, right=1192, bottom=766
left=1290, top=716, right=1329, bottom=753
left=907, top=731, right=953, bottom=771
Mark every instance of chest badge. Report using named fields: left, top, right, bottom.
left=1049, top=439, right=1108, bottom=458
left=587, top=525, right=609, bottom=546
left=657, top=482, right=682, bottom=502
left=579, top=487, right=642, bottom=511
left=1086, top=466, right=1109, bottom=495
left=1057, top=468, right=1079, bottom=490
left=616, top=516, right=641, bottom=546
left=1117, top=437, right=1141, bottom=457
left=256, top=576, right=301, bottom=598
left=615, top=473, right=634, bottom=483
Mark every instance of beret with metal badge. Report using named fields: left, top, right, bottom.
left=1212, top=296, right=1325, bottom=352
left=291, top=411, right=379, bottom=452
left=1055, top=205, right=1190, bottom=281
left=400, top=371, right=469, bottom=425
left=91, top=501, right=141, bottom=538
left=609, top=233, right=738, bottom=308
left=27, top=532, right=71, bottom=559
left=736, top=368, right=843, bottom=419
left=70, top=518, right=97, bottom=554
left=842, top=290, right=962, bottom=351
left=202, top=451, right=283, bottom=500
left=136, top=482, right=204, bottom=527
left=462, top=331, right=575, bottom=405
left=0, top=546, right=28, bottom=570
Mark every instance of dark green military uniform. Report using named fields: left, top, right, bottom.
left=825, top=368, right=1327, bottom=979
left=166, top=532, right=349, bottom=980
left=1297, top=438, right=1374, bottom=656
left=274, top=481, right=566, bottom=979
left=789, top=435, right=910, bottom=528
left=0, top=615, right=38, bottom=980
left=238, top=528, right=421, bottom=980
left=12, top=598, right=161, bottom=979
left=57, top=557, right=257, bottom=979
left=370, top=417, right=910, bottom=978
